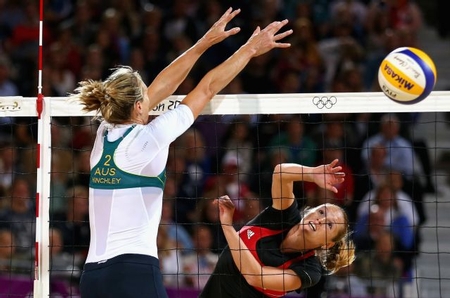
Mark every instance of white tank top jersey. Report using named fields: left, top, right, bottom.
left=85, top=104, right=194, bottom=264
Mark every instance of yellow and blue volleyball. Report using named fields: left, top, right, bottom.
left=378, top=47, right=437, bottom=104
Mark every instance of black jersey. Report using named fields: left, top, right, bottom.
left=199, top=201, right=322, bottom=298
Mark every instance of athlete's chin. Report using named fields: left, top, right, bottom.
left=280, top=246, right=302, bottom=254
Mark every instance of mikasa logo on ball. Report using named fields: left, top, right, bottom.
left=378, top=46, right=437, bottom=104
left=383, top=63, right=415, bottom=91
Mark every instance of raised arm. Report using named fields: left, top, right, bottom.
left=271, top=160, right=345, bottom=210
left=216, top=196, right=304, bottom=292
left=182, top=19, right=292, bottom=119
left=146, top=8, right=242, bottom=109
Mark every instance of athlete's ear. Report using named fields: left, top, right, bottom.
left=135, top=100, right=143, bottom=114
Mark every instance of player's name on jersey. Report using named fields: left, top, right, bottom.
left=91, top=177, right=122, bottom=184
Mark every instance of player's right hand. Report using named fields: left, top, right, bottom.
left=215, top=195, right=235, bottom=226
left=201, top=7, right=241, bottom=46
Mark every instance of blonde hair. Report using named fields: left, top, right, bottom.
left=71, top=66, right=144, bottom=124
left=305, top=204, right=356, bottom=274
left=316, top=233, right=356, bottom=274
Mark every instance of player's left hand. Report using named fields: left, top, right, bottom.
left=312, top=159, right=345, bottom=193
left=244, top=19, right=292, bottom=58
left=215, top=195, right=235, bottom=226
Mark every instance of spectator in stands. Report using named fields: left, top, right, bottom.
left=160, top=0, right=200, bottom=45
left=353, top=144, right=388, bottom=201
left=50, top=120, right=74, bottom=213
left=291, top=17, right=324, bottom=75
left=69, top=146, right=91, bottom=187
left=160, top=176, right=194, bottom=253
left=0, top=55, right=19, bottom=140
left=355, top=183, right=415, bottom=252
left=314, top=115, right=361, bottom=170
left=238, top=197, right=262, bottom=226
left=165, top=145, right=187, bottom=193
left=82, top=44, right=109, bottom=80
left=0, top=186, right=5, bottom=212
left=128, top=47, right=149, bottom=83
left=357, top=171, right=421, bottom=227
left=368, top=112, right=433, bottom=197
left=385, top=170, right=421, bottom=227
left=325, top=263, right=368, bottom=297
left=204, top=150, right=256, bottom=223
left=182, top=224, right=219, bottom=290
left=218, top=117, right=254, bottom=183
left=353, top=230, right=403, bottom=298
left=0, top=1, right=25, bottom=48
left=436, top=0, right=449, bottom=38
left=240, top=52, right=277, bottom=94
left=0, top=141, right=18, bottom=194
left=276, top=69, right=302, bottom=93
left=306, top=187, right=339, bottom=208
left=157, top=225, right=182, bottom=288
left=311, top=114, right=359, bottom=149
left=49, top=227, right=81, bottom=282
left=178, top=128, right=211, bottom=197
left=250, top=114, right=289, bottom=156
left=6, top=0, right=52, bottom=96
left=249, top=147, right=292, bottom=209
left=387, top=170, right=424, bottom=265
left=165, top=34, right=195, bottom=68
left=0, top=45, right=15, bottom=74
left=51, top=184, right=90, bottom=267
left=109, top=0, right=142, bottom=41
left=366, top=0, right=423, bottom=47
left=317, top=17, right=365, bottom=92
left=330, top=0, right=368, bottom=44
left=354, top=182, right=416, bottom=281
left=361, top=113, right=416, bottom=180
left=364, top=27, right=406, bottom=91
left=269, top=115, right=318, bottom=166
left=192, top=198, right=227, bottom=254
left=59, top=0, right=99, bottom=50
left=174, top=128, right=211, bottom=226
left=0, top=178, right=35, bottom=259
left=0, top=228, right=16, bottom=272
left=43, top=42, right=77, bottom=97
left=140, top=3, right=163, bottom=34
left=137, top=25, right=168, bottom=83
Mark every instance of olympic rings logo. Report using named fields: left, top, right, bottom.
left=312, top=96, right=337, bottom=109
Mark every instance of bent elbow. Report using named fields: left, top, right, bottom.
left=197, top=83, right=216, bottom=104
left=273, top=164, right=283, bottom=175
left=244, top=274, right=262, bottom=288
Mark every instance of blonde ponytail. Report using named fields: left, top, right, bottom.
left=316, top=234, right=356, bottom=274
left=70, top=66, right=144, bottom=124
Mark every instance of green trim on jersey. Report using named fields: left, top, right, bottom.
left=89, top=126, right=166, bottom=190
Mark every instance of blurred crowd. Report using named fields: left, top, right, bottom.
left=0, top=0, right=436, bottom=297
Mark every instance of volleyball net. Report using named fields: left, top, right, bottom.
left=0, top=92, right=449, bottom=297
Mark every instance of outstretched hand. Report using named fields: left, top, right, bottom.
left=214, top=195, right=235, bottom=227
left=245, top=19, right=293, bottom=57
left=201, top=7, right=241, bottom=46
left=312, top=159, right=345, bottom=193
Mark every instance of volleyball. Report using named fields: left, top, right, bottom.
left=378, top=47, right=437, bottom=104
